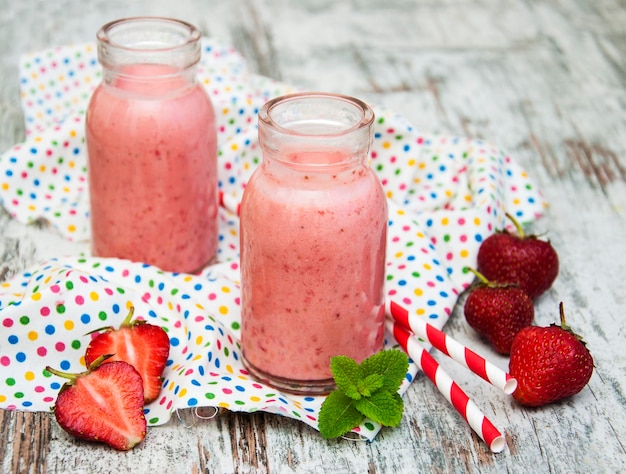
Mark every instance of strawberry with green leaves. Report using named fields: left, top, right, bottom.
left=509, top=302, right=594, bottom=407
left=477, top=213, right=559, bottom=299
left=85, top=306, right=170, bottom=404
left=464, top=268, right=534, bottom=355
left=46, top=355, right=147, bottom=451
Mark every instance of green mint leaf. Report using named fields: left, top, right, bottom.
left=354, top=390, right=404, bottom=427
left=330, top=355, right=364, bottom=400
left=318, top=390, right=366, bottom=439
left=357, top=373, right=384, bottom=397
left=360, top=349, right=409, bottom=393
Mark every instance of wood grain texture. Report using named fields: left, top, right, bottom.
left=1, top=0, right=625, bottom=472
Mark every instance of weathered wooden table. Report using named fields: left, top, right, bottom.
left=1, top=1, right=625, bottom=472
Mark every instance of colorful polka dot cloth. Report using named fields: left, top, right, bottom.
left=0, top=38, right=547, bottom=441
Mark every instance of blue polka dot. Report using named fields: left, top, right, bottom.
left=16, top=352, right=26, bottom=362
left=8, top=335, right=18, bottom=344
left=188, top=398, right=198, bottom=406
left=45, top=324, right=55, bottom=335
left=81, top=313, right=91, bottom=324
left=60, top=360, right=71, bottom=370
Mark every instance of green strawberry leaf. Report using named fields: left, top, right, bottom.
left=354, top=390, right=404, bottom=427
left=360, top=349, right=409, bottom=393
left=318, top=390, right=365, bottom=439
left=330, top=355, right=364, bottom=400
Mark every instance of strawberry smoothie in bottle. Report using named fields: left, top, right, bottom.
left=86, top=17, right=218, bottom=273
left=240, top=93, right=387, bottom=394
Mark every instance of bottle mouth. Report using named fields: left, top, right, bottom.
left=97, top=17, right=201, bottom=69
left=259, top=92, right=375, bottom=138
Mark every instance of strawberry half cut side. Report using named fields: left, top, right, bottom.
left=47, top=356, right=147, bottom=451
left=85, top=306, right=170, bottom=403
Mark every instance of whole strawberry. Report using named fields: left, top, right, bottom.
left=85, top=306, right=170, bottom=403
left=477, top=213, right=559, bottom=299
left=47, top=355, right=147, bottom=450
left=464, top=268, right=534, bottom=354
left=509, top=302, right=594, bottom=407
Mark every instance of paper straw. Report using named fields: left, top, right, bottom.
left=386, top=319, right=506, bottom=453
left=389, top=301, right=517, bottom=395
left=218, top=190, right=241, bottom=215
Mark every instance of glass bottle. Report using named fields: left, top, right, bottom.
left=85, top=17, right=218, bottom=273
left=240, top=92, right=388, bottom=394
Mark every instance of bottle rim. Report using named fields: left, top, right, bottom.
left=259, top=92, right=375, bottom=138
left=97, top=16, right=201, bottom=53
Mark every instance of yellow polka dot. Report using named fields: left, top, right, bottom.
left=69, top=130, right=77, bottom=137
left=396, top=209, right=405, bottom=216
left=416, top=308, right=425, bottom=315
left=418, top=162, right=426, bottom=169
left=0, top=395, right=6, bottom=403
left=513, top=198, right=520, bottom=205
left=414, top=288, right=423, bottom=296
left=195, top=336, right=203, bottom=345
left=445, top=189, right=452, bottom=197
left=460, top=249, right=469, bottom=258
left=218, top=402, right=230, bottom=408
left=218, top=306, right=229, bottom=315
left=64, top=320, right=74, bottom=330
left=222, top=108, right=230, bottom=115
left=67, top=224, right=76, bottom=233
left=2, top=183, right=9, bottom=191
left=168, top=381, right=176, bottom=391
left=89, top=291, right=99, bottom=301
left=230, top=143, right=238, bottom=151
left=28, top=331, right=38, bottom=341
left=221, top=286, right=231, bottom=293
left=68, top=160, right=75, bottom=168
left=28, top=205, right=36, bottom=212
left=39, top=165, right=46, bottom=172
left=178, top=388, right=187, bottom=398
left=473, top=217, right=481, bottom=226
left=195, top=303, right=206, bottom=311
left=225, top=365, right=234, bottom=374
left=31, top=292, right=42, bottom=301
left=184, top=276, right=193, bottom=282
left=382, top=141, right=391, bottom=149
left=407, top=159, right=416, bottom=166
left=423, top=263, right=432, bottom=270
left=441, top=217, right=449, bottom=225
left=386, top=190, right=394, bottom=198
left=464, top=194, right=472, bottom=202
left=25, top=371, right=35, bottom=381
left=250, top=396, right=261, bottom=402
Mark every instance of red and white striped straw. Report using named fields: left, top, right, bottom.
left=389, top=301, right=517, bottom=395
left=386, top=319, right=506, bottom=453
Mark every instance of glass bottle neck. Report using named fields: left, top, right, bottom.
left=96, top=17, right=201, bottom=95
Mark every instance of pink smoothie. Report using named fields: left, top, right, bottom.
left=86, top=64, right=218, bottom=273
left=240, top=151, right=387, bottom=385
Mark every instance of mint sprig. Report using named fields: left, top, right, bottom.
left=318, top=349, right=409, bottom=439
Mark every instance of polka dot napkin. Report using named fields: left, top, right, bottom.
left=0, top=38, right=547, bottom=441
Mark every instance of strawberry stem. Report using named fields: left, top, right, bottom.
left=121, top=306, right=136, bottom=327
left=467, top=267, right=490, bottom=285
left=505, top=212, right=525, bottom=238
left=46, top=354, right=114, bottom=383
left=559, top=301, right=571, bottom=331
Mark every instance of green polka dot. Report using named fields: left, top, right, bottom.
left=98, top=311, right=107, bottom=321
left=364, top=422, right=375, bottom=430
left=149, top=417, right=160, bottom=424
left=56, top=304, right=66, bottom=314
left=205, top=392, right=216, bottom=400
left=231, top=322, right=240, bottom=330
left=19, top=316, right=30, bottom=325
left=6, top=378, right=16, bottom=386
left=65, top=281, right=74, bottom=290
left=71, top=340, right=81, bottom=350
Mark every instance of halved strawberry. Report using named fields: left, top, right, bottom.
left=47, top=355, right=147, bottom=450
left=85, top=306, right=170, bottom=403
